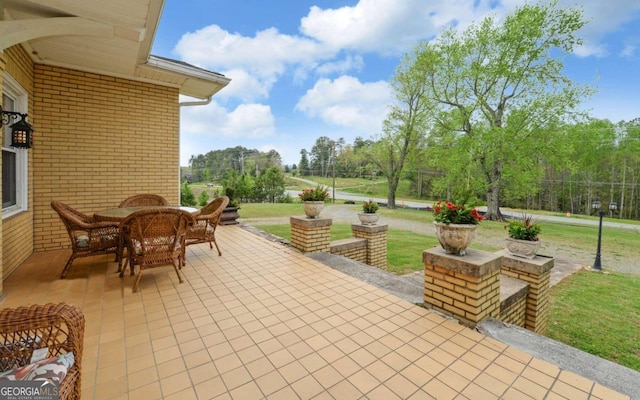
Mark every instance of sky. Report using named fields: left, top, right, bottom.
left=151, top=0, right=640, bottom=167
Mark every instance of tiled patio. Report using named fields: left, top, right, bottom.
left=0, top=225, right=630, bottom=399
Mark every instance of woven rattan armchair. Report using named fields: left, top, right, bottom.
left=185, top=196, right=229, bottom=257
left=120, top=208, right=194, bottom=292
left=0, top=303, right=85, bottom=400
left=118, top=194, right=169, bottom=208
left=51, top=201, right=120, bottom=278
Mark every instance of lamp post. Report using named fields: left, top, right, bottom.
left=609, top=201, right=617, bottom=218
left=591, top=199, right=604, bottom=270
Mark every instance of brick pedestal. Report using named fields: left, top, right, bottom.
left=351, top=224, right=388, bottom=269
left=290, top=217, right=332, bottom=253
left=423, top=248, right=502, bottom=327
left=497, top=250, right=554, bottom=334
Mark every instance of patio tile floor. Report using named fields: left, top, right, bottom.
left=0, top=225, right=630, bottom=399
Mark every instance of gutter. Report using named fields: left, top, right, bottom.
left=179, top=97, right=212, bottom=107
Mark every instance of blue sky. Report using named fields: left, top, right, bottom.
left=152, top=0, right=640, bottom=166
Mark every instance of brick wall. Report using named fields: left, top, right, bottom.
left=32, top=64, right=181, bottom=252
left=422, top=248, right=553, bottom=332
left=1, top=45, right=35, bottom=279
left=423, top=248, right=502, bottom=327
left=330, top=238, right=367, bottom=263
left=499, top=275, right=529, bottom=327
left=351, top=224, right=388, bottom=269
left=500, top=295, right=527, bottom=326
left=499, top=250, right=553, bottom=334
left=290, top=217, right=331, bottom=253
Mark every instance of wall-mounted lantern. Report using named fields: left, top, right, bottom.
left=1, top=107, right=33, bottom=149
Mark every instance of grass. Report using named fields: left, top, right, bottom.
left=546, top=270, right=640, bottom=371
left=254, top=222, right=440, bottom=274
left=291, top=176, right=417, bottom=201
left=241, top=202, right=638, bottom=264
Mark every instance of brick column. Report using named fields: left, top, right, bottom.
left=290, top=217, right=332, bottom=253
left=351, top=224, right=388, bottom=269
left=423, top=248, right=502, bottom=327
left=498, top=250, right=554, bottom=334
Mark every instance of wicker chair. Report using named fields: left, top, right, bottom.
left=51, top=201, right=120, bottom=278
left=185, top=196, right=229, bottom=257
left=120, top=208, right=194, bottom=292
left=0, top=303, right=84, bottom=400
left=118, top=194, right=168, bottom=208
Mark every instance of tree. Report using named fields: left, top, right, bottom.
left=257, top=167, right=286, bottom=203
left=310, top=136, right=334, bottom=177
left=180, top=182, right=196, bottom=206
left=298, top=150, right=310, bottom=177
left=410, top=1, right=592, bottom=220
left=371, top=43, right=432, bottom=208
left=198, top=190, right=210, bottom=207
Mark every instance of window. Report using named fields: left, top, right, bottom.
left=2, top=74, right=29, bottom=218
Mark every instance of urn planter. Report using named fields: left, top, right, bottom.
left=303, top=201, right=325, bottom=218
left=505, top=237, right=541, bottom=259
left=433, top=222, right=477, bottom=256
left=219, top=206, right=240, bottom=225
left=357, top=212, right=379, bottom=225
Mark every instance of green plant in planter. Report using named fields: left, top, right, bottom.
left=298, top=185, right=329, bottom=201
left=433, top=199, right=483, bottom=225
left=506, top=214, right=541, bottom=241
left=362, top=200, right=379, bottom=213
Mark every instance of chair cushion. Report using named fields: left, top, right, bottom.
left=0, top=353, right=74, bottom=382
left=74, top=232, right=90, bottom=248
left=131, top=239, right=181, bottom=255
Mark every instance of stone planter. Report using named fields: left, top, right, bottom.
left=505, top=237, right=541, bottom=259
left=433, top=222, right=477, bottom=256
left=357, top=212, right=379, bottom=225
left=303, top=201, right=325, bottom=218
left=219, top=206, right=240, bottom=225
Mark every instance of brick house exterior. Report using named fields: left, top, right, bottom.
left=0, top=2, right=230, bottom=293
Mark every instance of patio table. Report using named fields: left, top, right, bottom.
left=94, top=206, right=199, bottom=222
left=94, top=206, right=200, bottom=272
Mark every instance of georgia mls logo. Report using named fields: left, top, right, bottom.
left=0, top=379, right=59, bottom=400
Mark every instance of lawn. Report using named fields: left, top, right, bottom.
left=252, top=222, right=439, bottom=274
left=546, top=270, right=640, bottom=371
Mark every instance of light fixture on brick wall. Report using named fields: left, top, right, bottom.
left=1, top=107, right=34, bottom=149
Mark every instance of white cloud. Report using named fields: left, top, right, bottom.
left=181, top=102, right=275, bottom=139
left=620, top=35, right=639, bottom=58
left=214, top=68, right=272, bottom=102
left=574, top=41, right=607, bottom=58
left=296, top=76, right=392, bottom=134
left=315, top=54, right=365, bottom=76
left=299, top=0, right=486, bottom=55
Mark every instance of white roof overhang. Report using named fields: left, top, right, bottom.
left=0, top=0, right=229, bottom=99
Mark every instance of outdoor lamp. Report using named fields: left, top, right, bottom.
left=609, top=201, right=617, bottom=211
left=0, top=107, right=34, bottom=149
left=592, top=199, right=605, bottom=270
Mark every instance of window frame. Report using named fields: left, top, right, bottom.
left=2, top=73, right=29, bottom=218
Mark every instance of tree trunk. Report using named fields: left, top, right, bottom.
left=484, top=163, right=504, bottom=221
left=387, top=177, right=398, bottom=209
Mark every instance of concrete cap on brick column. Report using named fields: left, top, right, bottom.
left=423, top=247, right=502, bottom=277
left=351, top=224, right=388, bottom=233
left=290, top=216, right=333, bottom=228
left=495, top=249, right=554, bottom=275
